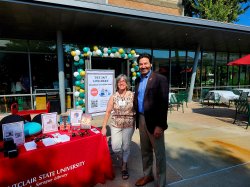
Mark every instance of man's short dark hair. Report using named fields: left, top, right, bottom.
left=137, top=53, right=152, bottom=64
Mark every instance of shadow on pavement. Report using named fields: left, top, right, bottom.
left=192, top=107, right=248, bottom=129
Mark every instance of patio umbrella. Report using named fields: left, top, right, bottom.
left=227, top=54, right=250, bottom=66
left=180, top=68, right=192, bottom=73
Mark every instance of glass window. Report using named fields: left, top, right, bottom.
left=228, top=53, right=240, bottom=86
left=152, top=50, right=169, bottom=79
left=0, top=39, right=28, bottom=51
left=202, top=52, right=215, bottom=87
left=239, top=54, right=250, bottom=86
left=216, top=52, right=228, bottom=87
left=30, top=54, right=58, bottom=91
left=29, top=40, right=56, bottom=53
left=134, top=48, right=151, bottom=55
left=170, top=50, right=186, bottom=88
left=0, top=52, right=29, bottom=94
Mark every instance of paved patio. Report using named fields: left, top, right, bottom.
left=1, top=102, right=249, bottom=186
left=93, top=102, right=250, bottom=187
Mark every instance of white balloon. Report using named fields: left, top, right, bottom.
left=93, top=51, right=97, bottom=56
left=74, top=55, right=80, bottom=61
left=96, top=49, right=102, bottom=55
left=132, top=76, right=136, bottom=81
left=103, top=53, right=108, bottom=57
left=110, top=53, right=114, bottom=58
left=75, top=50, right=81, bottom=56
left=115, top=52, right=120, bottom=58
left=73, top=72, right=79, bottom=77
left=87, top=51, right=92, bottom=56
left=82, top=99, right=85, bottom=103
left=133, top=61, right=138, bottom=66
left=124, top=54, right=128, bottom=59
left=131, top=68, right=135, bottom=72
left=74, top=91, right=80, bottom=97
left=103, top=47, right=108, bottom=53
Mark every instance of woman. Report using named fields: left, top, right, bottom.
left=101, top=74, right=135, bottom=180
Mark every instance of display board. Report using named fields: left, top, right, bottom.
left=85, top=69, right=115, bottom=116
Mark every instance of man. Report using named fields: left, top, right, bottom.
left=134, top=53, right=169, bottom=187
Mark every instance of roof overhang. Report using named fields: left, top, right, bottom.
left=0, top=0, right=250, bottom=53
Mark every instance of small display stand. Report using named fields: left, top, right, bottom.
left=41, top=112, right=58, bottom=134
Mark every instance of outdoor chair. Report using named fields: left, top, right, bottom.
left=178, top=91, right=188, bottom=108
left=233, top=96, right=250, bottom=129
left=200, top=88, right=210, bottom=105
left=169, top=93, right=184, bottom=113
left=229, top=91, right=248, bottom=108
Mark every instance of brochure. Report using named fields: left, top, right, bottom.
left=41, top=112, right=58, bottom=133
left=2, top=121, right=25, bottom=145
left=70, top=109, right=83, bottom=125
left=80, top=114, right=92, bottom=129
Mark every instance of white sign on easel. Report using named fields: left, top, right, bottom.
left=41, top=112, right=58, bottom=133
left=85, top=69, right=115, bottom=116
left=2, top=121, right=25, bottom=145
left=70, top=109, right=83, bottom=129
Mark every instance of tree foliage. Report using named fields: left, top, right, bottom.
left=183, top=0, right=250, bottom=22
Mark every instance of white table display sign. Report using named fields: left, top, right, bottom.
left=41, top=112, right=58, bottom=133
left=2, top=121, right=25, bottom=145
left=70, top=109, right=83, bottom=130
left=80, top=114, right=92, bottom=129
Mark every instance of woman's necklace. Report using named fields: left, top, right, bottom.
left=118, top=91, right=126, bottom=107
left=118, top=90, right=126, bottom=99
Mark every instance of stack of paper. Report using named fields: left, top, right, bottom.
left=54, top=134, right=70, bottom=143
left=42, top=138, right=57, bottom=146
left=24, top=141, right=37, bottom=151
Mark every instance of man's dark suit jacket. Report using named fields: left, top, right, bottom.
left=134, top=72, right=169, bottom=134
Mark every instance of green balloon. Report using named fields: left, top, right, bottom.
left=80, top=83, right=85, bottom=89
left=76, top=75, right=82, bottom=80
left=78, top=100, right=83, bottom=105
left=79, top=93, right=85, bottom=98
left=75, top=81, right=80, bottom=86
left=111, top=48, right=117, bottom=53
left=78, top=69, right=83, bottom=73
left=79, top=59, right=84, bottom=65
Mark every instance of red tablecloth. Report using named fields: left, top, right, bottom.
left=0, top=130, right=114, bottom=187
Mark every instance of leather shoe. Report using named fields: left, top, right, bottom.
left=135, top=176, right=154, bottom=186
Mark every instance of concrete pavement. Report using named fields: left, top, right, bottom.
left=94, top=102, right=250, bottom=187
left=1, top=102, right=249, bottom=186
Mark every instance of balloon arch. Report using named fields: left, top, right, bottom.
left=70, top=46, right=140, bottom=112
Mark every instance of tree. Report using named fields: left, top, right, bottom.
left=182, top=0, right=250, bottom=22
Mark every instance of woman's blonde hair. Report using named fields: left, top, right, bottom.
left=116, top=74, right=131, bottom=91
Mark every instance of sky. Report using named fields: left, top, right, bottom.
left=235, top=5, right=250, bottom=26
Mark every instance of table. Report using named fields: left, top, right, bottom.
left=208, top=90, right=239, bottom=104
left=0, top=129, right=114, bottom=187
left=234, top=88, right=250, bottom=96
